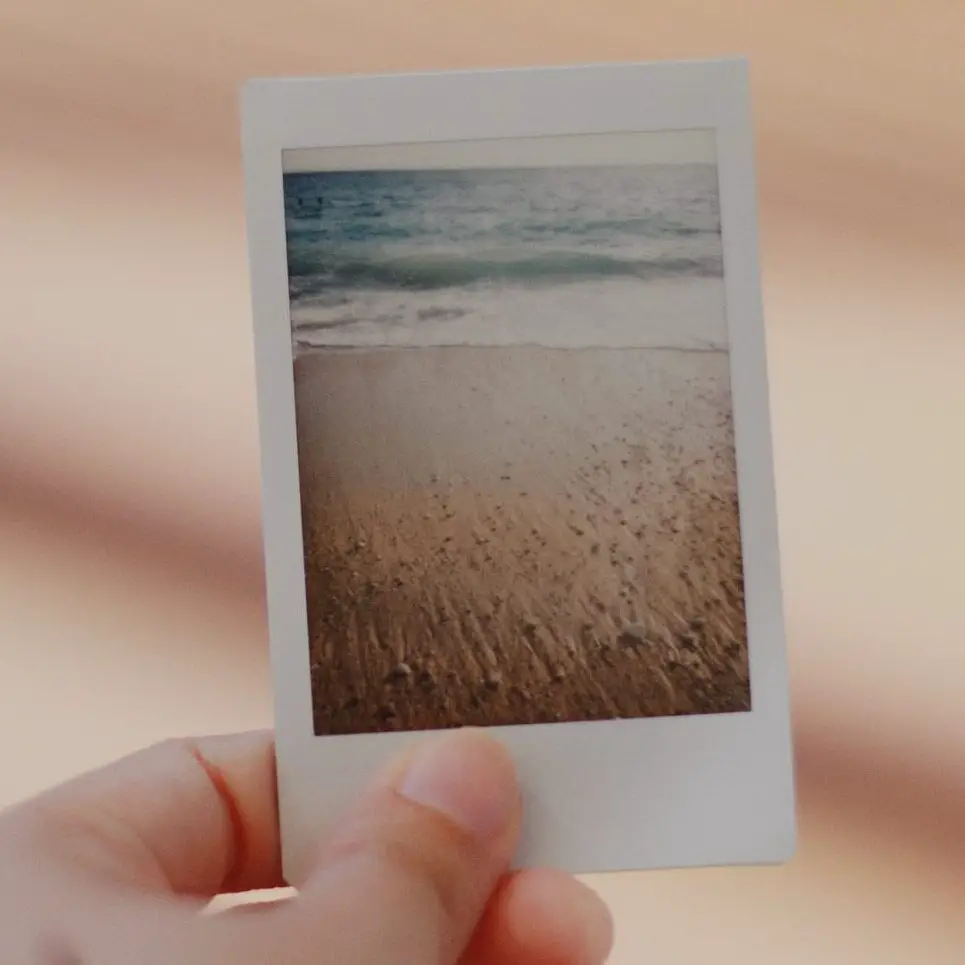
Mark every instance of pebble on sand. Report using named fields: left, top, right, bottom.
left=617, top=624, right=650, bottom=650
left=680, top=632, right=700, bottom=651
left=386, top=662, right=414, bottom=684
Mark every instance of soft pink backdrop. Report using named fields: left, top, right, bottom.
left=2, top=2, right=964, bottom=961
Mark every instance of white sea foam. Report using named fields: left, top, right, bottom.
left=291, top=277, right=727, bottom=352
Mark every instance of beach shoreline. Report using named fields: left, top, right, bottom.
left=294, top=344, right=750, bottom=735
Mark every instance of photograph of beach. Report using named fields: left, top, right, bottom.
left=283, top=148, right=751, bottom=735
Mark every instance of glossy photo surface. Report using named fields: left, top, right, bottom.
left=283, top=160, right=750, bottom=735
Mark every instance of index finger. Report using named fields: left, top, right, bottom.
left=6, top=731, right=282, bottom=898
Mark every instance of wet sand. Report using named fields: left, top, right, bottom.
left=294, top=346, right=750, bottom=735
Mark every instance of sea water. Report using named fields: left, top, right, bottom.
left=283, top=165, right=726, bottom=353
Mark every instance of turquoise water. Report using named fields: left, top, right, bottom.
left=283, top=165, right=726, bottom=351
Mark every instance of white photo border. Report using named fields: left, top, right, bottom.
left=241, top=59, right=795, bottom=884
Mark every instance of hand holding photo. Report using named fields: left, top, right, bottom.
left=242, top=60, right=795, bottom=881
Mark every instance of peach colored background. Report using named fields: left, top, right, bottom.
left=2, top=2, right=964, bottom=961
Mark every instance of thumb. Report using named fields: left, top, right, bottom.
left=284, top=729, right=521, bottom=965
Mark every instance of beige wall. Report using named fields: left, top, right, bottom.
left=2, top=3, right=964, bottom=961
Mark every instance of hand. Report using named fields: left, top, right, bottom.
left=0, top=729, right=613, bottom=964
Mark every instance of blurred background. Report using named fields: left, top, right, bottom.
left=2, top=1, right=964, bottom=961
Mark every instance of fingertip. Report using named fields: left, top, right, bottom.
left=558, top=874, right=615, bottom=964
left=468, top=867, right=614, bottom=965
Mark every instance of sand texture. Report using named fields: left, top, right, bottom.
left=295, top=346, right=750, bottom=735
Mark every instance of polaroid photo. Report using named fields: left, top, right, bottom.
left=241, top=59, right=796, bottom=884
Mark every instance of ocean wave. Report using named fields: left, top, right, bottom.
left=285, top=215, right=712, bottom=244
left=520, top=216, right=711, bottom=239
left=288, top=250, right=723, bottom=295
left=288, top=273, right=729, bottom=352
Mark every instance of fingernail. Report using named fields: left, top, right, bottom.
left=398, top=730, right=518, bottom=841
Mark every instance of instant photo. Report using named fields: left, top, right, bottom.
left=243, top=61, right=795, bottom=878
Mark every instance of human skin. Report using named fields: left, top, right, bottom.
left=0, top=729, right=613, bottom=965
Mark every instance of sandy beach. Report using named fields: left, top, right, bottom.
left=295, top=345, right=750, bottom=735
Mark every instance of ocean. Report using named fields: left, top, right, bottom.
left=283, top=164, right=727, bottom=354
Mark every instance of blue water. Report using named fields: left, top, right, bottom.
left=283, top=165, right=726, bottom=351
